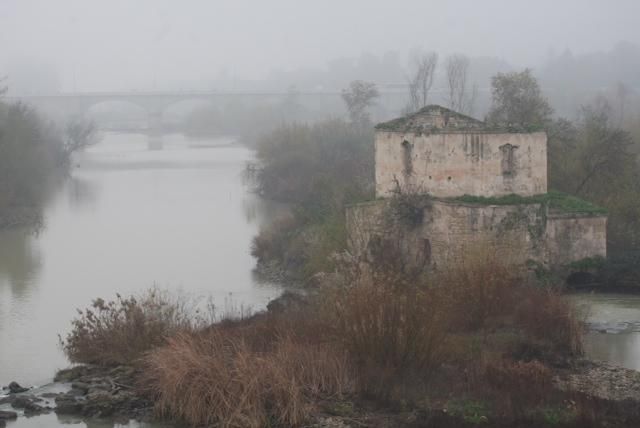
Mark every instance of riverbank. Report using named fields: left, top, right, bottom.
left=7, top=318, right=640, bottom=427
left=8, top=359, right=640, bottom=427
left=23, top=277, right=640, bottom=427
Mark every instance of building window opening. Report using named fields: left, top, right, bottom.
left=500, top=143, right=518, bottom=176
left=423, top=238, right=432, bottom=264
left=401, top=140, right=413, bottom=176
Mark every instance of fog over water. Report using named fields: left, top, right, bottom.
left=1, top=1, right=640, bottom=426
left=0, top=133, right=281, bottom=387
left=1, top=0, right=639, bottom=93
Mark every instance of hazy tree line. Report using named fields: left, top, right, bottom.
left=249, top=66, right=640, bottom=285
left=182, top=43, right=640, bottom=143
left=478, top=69, right=640, bottom=283
left=0, top=82, right=96, bottom=228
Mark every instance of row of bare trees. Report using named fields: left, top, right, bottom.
left=405, top=52, right=478, bottom=115
left=341, top=52, right=482, bottom=124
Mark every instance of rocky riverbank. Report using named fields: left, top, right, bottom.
left=0, top=365, right=153, bottom=426
left=555, top=359, right=640, bottom=402
left=52, top=365, right=153, bottom=422
left=5, top=290, right=640, bottom=427
left=3, top=357, right=640, bottom=427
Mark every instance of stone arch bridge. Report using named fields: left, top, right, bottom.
left=4, top=91, right=318, bottom=129
left=7, top=89, right=408, bottom=131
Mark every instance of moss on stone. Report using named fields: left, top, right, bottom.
left=450, top=191, right=607, bottom=215
left=375, top=105, right=544, bottom=134
left=568, top=256, right=607, bottom=271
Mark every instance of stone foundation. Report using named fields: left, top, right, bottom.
left=345, top=199, right=607, bottom=272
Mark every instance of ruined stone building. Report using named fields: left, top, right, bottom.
left=346, top=105, right=607, bottom=273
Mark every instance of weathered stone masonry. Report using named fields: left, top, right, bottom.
left=346, top=105, right=607, bottom=271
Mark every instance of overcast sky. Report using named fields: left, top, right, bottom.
left=1, top=0, right=639, bottom=92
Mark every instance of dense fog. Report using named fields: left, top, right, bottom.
left=3, top=2, right=640, bottom=427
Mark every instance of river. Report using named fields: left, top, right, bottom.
left=2, top=132, right=640, bottom=427
left=572, top=293, right=640, bottom=370
left=0, top=132, right=281, bottom=427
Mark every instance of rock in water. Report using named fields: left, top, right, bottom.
left=0, top=411, right=17, bottom=420
left=10, top=395, right=34, bottom=409
left=7, top=382, right=28, bottom=394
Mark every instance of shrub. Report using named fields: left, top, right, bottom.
left=0, top=102, right=63, bottom=226
left=142, top=322, right=352, bottom=427
left=248, top=120, right=374, bottom=279
left=515, top=287, right=584, bottom=357
left=323, top=277, right=447, bottom=398
left=439, top=249, right=519, bottom=332
left=384, top=185, right=432, bottom=228
left=60, top=289, right=202, bottom=365
left=251, top=213, right=302, bottom=266
left=485, top=359, right=552, bottom=403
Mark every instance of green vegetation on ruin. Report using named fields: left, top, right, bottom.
left=451, top=191, right=607, bottom=215
left=375, top=105, right=545, bottom=134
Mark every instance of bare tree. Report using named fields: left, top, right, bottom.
left=614, top=81, right=630, bottom=126
left=341, top=80, right=379, bottom=126
left=63, top=117, right=99, bottom=158
left=405, top=52, right=438, bottom=113
left=445, top=54, right=476, bottom=114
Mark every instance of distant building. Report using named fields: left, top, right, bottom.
left=374, top=105, right=547, bottom=198
left=346, top=105, right=607, bottom=275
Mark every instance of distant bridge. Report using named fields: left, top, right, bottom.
left=5, top=89, right=409, bottom=128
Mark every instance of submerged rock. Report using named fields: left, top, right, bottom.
left=54, top=394, right=84, bottom=414
left=0, top=411, right=17, bottom=420
left=10, top=395, right=36, bottom=409
left=7, top=382, right=29, bottom=394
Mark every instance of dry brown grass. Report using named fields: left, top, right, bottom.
left=485, top=358, right=553, bottom=402
left=438, top=248, right=520, bottom=332
left=436, top=248, right=583, bottom=358
left=62, top=246, right=589, bottom=426
left=142, top=317, right=352, bottom=428
left=328, top=280, right=446, bottom=369
left=515, top=286, right=584, bottom=357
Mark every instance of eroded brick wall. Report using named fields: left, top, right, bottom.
left=375, top=131, right=548, bottom=198
left=346, top=200, right=607, bottom=271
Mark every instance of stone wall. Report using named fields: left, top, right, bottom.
left=546, top=214, right=607, bottom=265
left=345, top=199, right=607, bottom=271
left=375, top=131, right=548, bottom=199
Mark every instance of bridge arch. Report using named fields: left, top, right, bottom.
left=159, top=98, right=216, bottom=127
left=83, top=100, right=150, bottom=131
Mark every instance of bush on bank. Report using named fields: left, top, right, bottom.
left=0, top=102, right=61, bottom=227
left=248, top=120, right=374, bottom=280
left=0, top=99, right=97, bottom=229
left=60, top=289, right=207, bottom=365
left=63, top=250, right=592, bottom=427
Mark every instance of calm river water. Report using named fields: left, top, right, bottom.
left=572, top=293, right=640, bottom=370
left=0, top=132, right=281, bottom=427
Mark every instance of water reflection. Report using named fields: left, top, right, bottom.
left=0, top=229, right=42, bottom=297
left=6, top=413, right=169, bottom=428
left=584, top=331, right=640, bottom=370
left=0, top=132, right=281, bottom=389
left=572, top=293, right=640, bottom=370
left=66, top=176, right=100, bottom=210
